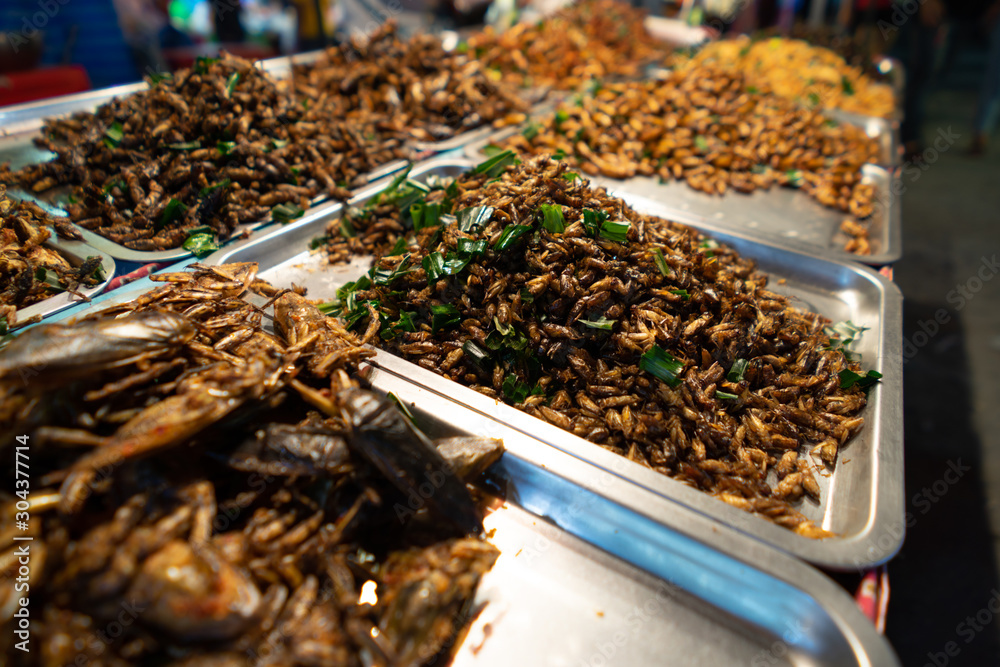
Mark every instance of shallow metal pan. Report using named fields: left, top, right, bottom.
left=10, top=235, right=116, bottom=324
left=465, top=129, right=902, bottom=266
left=46, top=275, right=899, bottom=667
left=203, top=157, right=905, bottom=570
left=363, top=360, right=900, bottom=667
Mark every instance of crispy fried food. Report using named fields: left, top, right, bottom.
left=328, top=157, right=873, bottom=536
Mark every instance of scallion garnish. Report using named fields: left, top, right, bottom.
left=272, top=203, right=305, bottom=224
left=640, top=345, right=685, bottom=388
left=493, top=224, right=532, bottom=251
left=538, top=204, right=565, bottom=233
left=652, top=248, right=671, bottom=276
left=727, top=358, right=749, bottom=383
left=430, top=304, right=461, bottom=332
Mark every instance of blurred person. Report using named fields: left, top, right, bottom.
left=289, top=0, right=331, bottom=50
left=213, top=0, right=246, bottom=42
left=113, top=0, right=171, bottom=75
left=971, top=1, right=1000, bottom=154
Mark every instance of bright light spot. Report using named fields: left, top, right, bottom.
left=878, top=60, right=891, bottom=74
left=358, top=580, right=378, bottom=606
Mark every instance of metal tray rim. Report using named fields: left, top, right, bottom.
left=463, top=127, right=902, bottom=266
left=204, top=156, right=905, bottom=570
left=13, top=235, right=117, bottom=323
left=366, top=358, right=899, bottom=666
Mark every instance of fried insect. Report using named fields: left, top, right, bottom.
left=673, top=36, right=896, bottom=118
left=0, top=54, right=408, bottom=251
left=468, top=0, right=670, bottom=90
left=0, top=263, right=500, bottom=666
left=0, top=186, right=103, bottom=324
left=499, top=65, right=880, bottom=255
left=293, top=22, right=528, bottom=142
left=330, top=156, right=872, bottom=537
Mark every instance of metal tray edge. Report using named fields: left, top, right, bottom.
left=204, top=156, right=905, bottom=569
left=13, top=236, right=117, bottom=323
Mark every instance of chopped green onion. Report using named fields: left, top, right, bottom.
left=640, top=345, right=685, bottom=388
left=217, top=141, right=236, bottom=155
left=785, top=170, right=804, bottom=188
left=430, top=303, right=461, bottom=333
left=538, top=204, right=565, bottom=233
left=582, top=208, right=608, bottom=237
left=225, top=72, right=240, bottom=98
left=522, top=121, right=540, bottom=141
left=371, top=254, right=412, bottom=286
left=103, top=121, right=124, bottom=148
left=309, top=235, right=329, bottom=250
left=193, top=56, right=219, bottom=74
left=579, top=316, right=615, bottom=330
left=727, top=358, right=749, bottom=383
left=422, top=252, right=446, bottom=282
left=599, top=219, right=630, bottom=243
left=410, top=201, right=441, bottom=231
left=272, top=203, right=304, bottom=224
left=462, top=340, right=492, bottom=368
left=456, top=206, right=494, bottom=233
left=670, top=289, right=690, bottom=299
left=652, top=248, right=671, bottom=276
left=807, top=92, right=820, bottom=106
left=493, top=224, right=532, bottom=252
left=199, top=178, right=231, bottom=196
left=269, top=139, right=289, bottom=152
left=482, top=144, right=504, bottom=157
left=562, top=172, right=581, bottom=182
left=159, top=198, right=187, bottom=228
left=715, top=391, right=739, bottom=400
left=456, top=237, right=487, bottom=256
left=838, top=369, right=882, bottom=391
left=339, top=218, right=356, bottom=238
left=472, top=150, right=518, bottom=178
left=694, top=136, right=709, bottom=151
left=553, top=148, right=567, bottom=160
left=183, top=233, right=219, bottom=257
left=841, top=76, right=855, bottom=95
left=148, top=71, right=172, bottom=86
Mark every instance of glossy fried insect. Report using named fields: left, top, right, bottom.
left=0, top=263, right=501, bottom=666
left=329, top=156, right=874, bottom=538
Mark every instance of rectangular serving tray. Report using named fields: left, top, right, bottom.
left=464, top=129, right=902, bottom=265
left=201, top=157, right=905, bottom=570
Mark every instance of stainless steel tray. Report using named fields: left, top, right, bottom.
left=364, top=360, right=900, bottom=667
left=50, top=279, right=899, bottom=666
left=465, top=130, right=902, bottom=265
left=0, top=59, right=408, bottom=263
left=203, top=157, right=905, bottom=570
left=825, top=108, right=901, bottom=167
left=10, top=235, right=116, bottom=324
